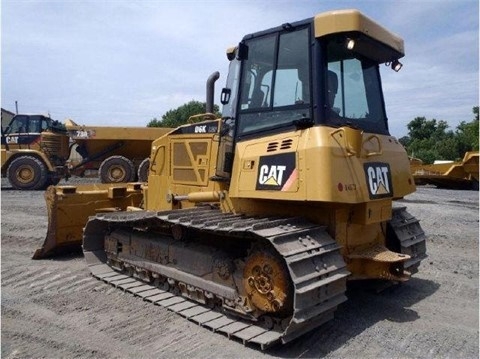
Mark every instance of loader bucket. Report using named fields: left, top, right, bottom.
left=33, top=183, right=144, bottom=259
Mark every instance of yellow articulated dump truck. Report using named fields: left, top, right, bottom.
left=34, top=9, right=427, bottom=349
left=66, top=119, right=171, bottom=183
left=1, top=114, right=70, bottom=190
left=411, top=151, right=479, bottom=190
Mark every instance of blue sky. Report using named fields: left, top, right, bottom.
left=1, top=0, right=478, bottom=137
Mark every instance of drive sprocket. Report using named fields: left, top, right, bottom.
left=243, top=250, right=292, bottom=314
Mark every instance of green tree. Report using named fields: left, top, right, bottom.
left=404, top=117, right=456, bottom=163
left=402, top=107, right=479, bottom=163
left=455, top=106, right=479, bottom=153
left=147, top=100, right=221, bottom=128
left=398, top=136, right=410, bottom=147
left=406, top=117, right=438, bottom=141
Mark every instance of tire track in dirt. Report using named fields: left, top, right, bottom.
left=2, top=292, right=143, bottom=358
left=4, top=264, right=259, bottom=358
left=1, top=235, right=44, bottom=254
left=1, top=268, right=40, bottom=287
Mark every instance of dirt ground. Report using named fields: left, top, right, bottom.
left=1, top=177, right=478, bottom=358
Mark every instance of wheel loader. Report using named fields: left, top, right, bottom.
left=34, top=9, right=427, bottom=348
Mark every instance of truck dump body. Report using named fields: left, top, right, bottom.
left=66, top=119, right=171, bottom=182
left=412, top=151, right=479, bottom=190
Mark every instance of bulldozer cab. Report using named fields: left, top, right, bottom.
left=217, top=10, right=404, bottom=180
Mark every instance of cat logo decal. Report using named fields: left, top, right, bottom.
left=256, top=152, right=297, bottom=191
left=364, top=162, right=393, bottom=199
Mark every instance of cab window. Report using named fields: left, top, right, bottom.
left=7, top=115, right=28, bottom=133
left=237, top=27, right=311, bottom=137
left=325, top=37, right=388, bottom=134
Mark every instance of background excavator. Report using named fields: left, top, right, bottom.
left=34, top=9, right=427, bottom=349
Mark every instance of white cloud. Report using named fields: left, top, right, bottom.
left=1, top=0, right=478, bottom=135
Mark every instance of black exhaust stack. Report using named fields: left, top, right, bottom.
left=206, top=71, right=220, bottom=113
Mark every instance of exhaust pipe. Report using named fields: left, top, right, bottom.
left=206, top=71, right=220, bottom=113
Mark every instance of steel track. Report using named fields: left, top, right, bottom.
left=83, top=206, right=350, bottom=349
left=388, top=206, right=428, bottom=274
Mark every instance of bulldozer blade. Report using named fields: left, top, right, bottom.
left=33, top=183, right=144, bottom=259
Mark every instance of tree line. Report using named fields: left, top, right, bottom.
left=148, top=101, right=478, bottom=165
left=399, top=106, right=478, bottom=164
left=147, top=100, right=220, bottom=128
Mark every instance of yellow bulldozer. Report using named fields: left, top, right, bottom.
left=34, top=9, right=427, bottom=348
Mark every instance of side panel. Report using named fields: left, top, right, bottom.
left=1, top=148, right=8, bottom=171
left=145, top=120, right=227, bottom=211
left=235, top=135, right=301, bottom=196
left=171, top=139, right=212, bottom=186
left=2, top=133, right=43, bottom=151
left=229, top=126, right=416, bottom=203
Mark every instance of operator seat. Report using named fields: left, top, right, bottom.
left=327, top=70, right=341, bottom=119
left=327, top=70, right=338, bottom=108
left=250, top=88, right=265, bottom=108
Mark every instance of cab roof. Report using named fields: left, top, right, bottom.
left=314, top=9, right=404, bottom=60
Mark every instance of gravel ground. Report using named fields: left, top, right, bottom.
left=1, top=177, right=478, bottom=358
